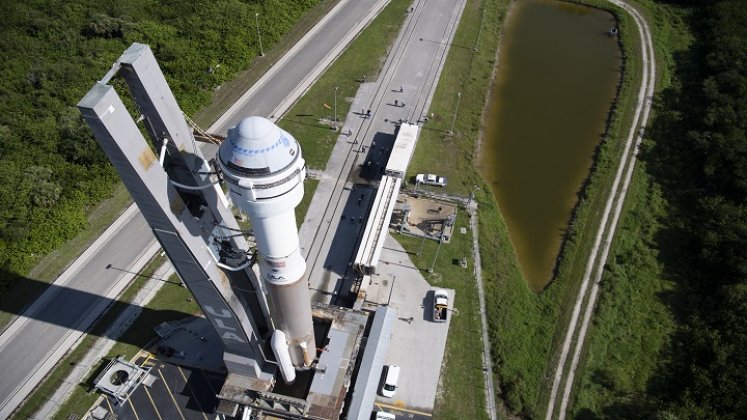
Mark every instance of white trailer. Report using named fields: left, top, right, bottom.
left=385, top=123, right=419, bottom=179
left=354, top=175, right=401, bottom=275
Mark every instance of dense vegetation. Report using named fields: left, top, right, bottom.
left=0, top=0, right=318, bottom=293
left=572, top=0, right=746, bottom=418
left=650, top=0, right=746, bottom=416
left=456, top=0, right=746, bottom=417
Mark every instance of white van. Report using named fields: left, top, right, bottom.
left=380, top=365, right=400, bottom=397
left=375, top=412, right=396, bottom=420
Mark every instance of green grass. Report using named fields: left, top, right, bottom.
left=98, top=274, right=200, bottom=365
left=569, top=1, right=695, bottom=416
left=407, top=0, right=507, bottom=196
left=394, top=212, right=487, bottom=419
left=278, top=0, right=412, bottom=169
left=297, top=178, right=320, bottom=226
left=193, top=0, right=343, bottom=128
left=48, top=274, right=199, bottom=420
left=10, top=253, right=168, bottom=420
left=393, top=0, right=512, bottom=417
left=0, top=184, right=133, bottom=331
left=400, top=0, right=555, bottom=414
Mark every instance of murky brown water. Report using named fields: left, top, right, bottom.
left=481, top=0, right=621, bottom=291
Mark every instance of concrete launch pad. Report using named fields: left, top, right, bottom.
left=217, top=304, right=368, bottom=419
left=116, top=306, right=367, bottom=419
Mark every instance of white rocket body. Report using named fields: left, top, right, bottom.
left=217, top=117, right=316, bottom=380
left=271, top=330, right=296, bottom=383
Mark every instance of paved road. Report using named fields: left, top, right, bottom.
left=210, top=0, right=389, bottom=132
left=0, top=1, right=389, bottom=417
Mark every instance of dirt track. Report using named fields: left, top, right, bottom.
left=544, top=1, right=657, bottom=419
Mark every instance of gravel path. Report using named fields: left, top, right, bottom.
left=470, top=202, right=498, bottom=420
left=544, top=1, right=656, bottom=419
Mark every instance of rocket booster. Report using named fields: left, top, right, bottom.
left=217, top=117, right=316, bottom=379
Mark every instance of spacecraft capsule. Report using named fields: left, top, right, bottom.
left=217, top=117, right=316, bottom=375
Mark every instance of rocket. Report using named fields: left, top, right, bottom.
left=217, top=116, right=316, bottom=383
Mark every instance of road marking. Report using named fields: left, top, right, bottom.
left=105, top=396, right=114, bottom=414
left=158, top=368, right=186, bottom=420
left=139, top=351, right=155, bottom=368
left=177, top=366, right=209, bottom=420
left=375, top=402, right=432, bottom=417
left=143, top=386, right=164, bottom=420
left=127, top=396, right=142, bottom=420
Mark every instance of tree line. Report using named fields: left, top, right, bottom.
left=0, top=0, right=318, bottom=296
left=644, top=0, right=746, bottom=417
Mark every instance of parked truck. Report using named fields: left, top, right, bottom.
left=416, top=173, right=448, bottom=187
left=433, top=289, right=449, bottom=322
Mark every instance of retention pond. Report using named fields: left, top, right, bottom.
left=481, top=0, right=621, bottom=291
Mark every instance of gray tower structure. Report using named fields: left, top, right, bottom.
left=77, top=43, right=281, bottom=390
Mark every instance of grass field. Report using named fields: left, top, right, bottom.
left=390, top=0, right=516, bottom=416
left=192, top=0, right=342, bottom=128
left=569, top=0, right=695, bottom=416
left=297, top=178, right=319, bottom=226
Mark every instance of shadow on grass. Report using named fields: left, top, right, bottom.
left=588, top=7, right=712, bottom=417
left=0, top=267, right=193, bottom=348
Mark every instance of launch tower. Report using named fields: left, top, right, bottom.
left=78, top=42, right=369, bottom=419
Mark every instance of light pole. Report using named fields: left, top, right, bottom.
left=449, top=91, right=462, bottom=135
left=255, top=13, right=264, bottom=56
left=334, top=86, right=339, bottom=131
left=429, top=235, right=444, bottom=273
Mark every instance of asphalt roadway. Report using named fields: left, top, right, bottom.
left=0, top=0, right=389, bottom=417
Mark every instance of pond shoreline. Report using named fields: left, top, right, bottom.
left=550, top=0, right=626, bottom=292
left=478, top=0, right=624, bottom=292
